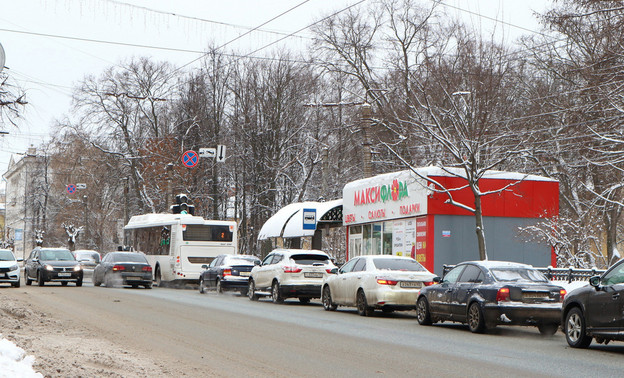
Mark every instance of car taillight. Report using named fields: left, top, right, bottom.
left=283, top=266, right=302, bottom=273
left=496, top=287, right=510, bottom=302
left=326, top=269, right=334, bottom=274
left=376, top=278, right=398, bottom=285
left=423, top=281, right=435, bottom=286
left=559, top=289, right=566, bottom=301
left=112, top=265, right=125, bottom=271
left=223, top=269, right=232, bottom=276
left=142, top=266, right=152, bottom=272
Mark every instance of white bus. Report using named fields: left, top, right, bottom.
left=124, top=213, right=237, bottom=286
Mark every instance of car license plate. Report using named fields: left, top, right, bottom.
left=400, top=281, right=421, bottom=288
left=239, top=271, right=251, bottom=277
left=304, top=272, right=323, bottom=278
left=523, top=292, right=548, bottom=299
left=126, top=276, right=141, bottom=281
left=0, top=273, right=6, bottom=278
left=58, top=273, right=71, bottom=277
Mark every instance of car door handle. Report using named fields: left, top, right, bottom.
left=445, top=288, right=453, bottom=293
left=613, top=293, right=620, bottom=300
left=357, top=276, right=362, bottom=279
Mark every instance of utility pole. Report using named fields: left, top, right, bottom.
left=166, top=163, right=173, bottom=210
left=123, top=177, right=129, bottom=245
left=360, top=103, right=373, bottom=178
left=83, top=195, right=88, bottom=248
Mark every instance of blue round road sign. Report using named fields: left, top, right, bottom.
left=182, top=150, right=199, bottom=168
left=66, top=184, right=76, bottom=194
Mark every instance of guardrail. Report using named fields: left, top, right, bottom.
left=537, top=267, right=606, bottom=283
left=442, top=264, right=606, bottom=283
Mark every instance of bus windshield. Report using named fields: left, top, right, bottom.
left=183, top=225, right=233, bottom=242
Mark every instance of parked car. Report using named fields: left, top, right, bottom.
left=199, top=254, right=260, bottom=295
left=321, top=255, right=436, bottom=316
left=73, top=249, right=101, bottom=270
left=247, top=249, right=337, bottom=303
left=92, top=252, right=152, bottom=289
left=416, top=261, right=566, bottom=335
left=24, top=247, right=83, bottom=286
left=0, top=249, right=22, bottom=288
left=562, top=258, right=624, bottom=348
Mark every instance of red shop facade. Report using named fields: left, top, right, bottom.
left=342, top=167, right=559, bottom=276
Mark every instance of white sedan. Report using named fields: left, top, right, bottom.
left=0, top=248, right=22, bottom=287
left=321, top=255, right=436, bottom=316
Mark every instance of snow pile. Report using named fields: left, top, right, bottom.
left=0, top=335, right=42, bottom=378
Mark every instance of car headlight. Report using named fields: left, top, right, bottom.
left=45, top=264, right=54, bottom=271
left=9, top=264, right=19, bottom=271
left=73, top=265, right=82, bottom=271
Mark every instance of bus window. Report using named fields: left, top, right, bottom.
left=183, top=225, right=233, bottom=242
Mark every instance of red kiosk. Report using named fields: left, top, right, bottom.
left=342, top=167, right=559, bottom=275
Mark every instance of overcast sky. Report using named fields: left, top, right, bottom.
left=0, top=0, right=552, bottom=183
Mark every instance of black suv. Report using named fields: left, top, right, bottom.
left=562, top=259, right=624, bottom=348
left=24, top=247, right=84, bottom=286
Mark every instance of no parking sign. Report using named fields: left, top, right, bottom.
left=182, top=150, right=199, bottom=168
left=66, top=184, right=77, bottom=194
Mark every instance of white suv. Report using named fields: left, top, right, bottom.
left=247, top=249, right=336, bottom=304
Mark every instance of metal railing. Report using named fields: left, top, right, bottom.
left=442, top=264, right=606, bottom=283
left=537, top=267, right=605, bottom=283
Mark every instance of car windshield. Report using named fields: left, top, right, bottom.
left=75, top=252, right=100, bottom=262
left=373, top=258, right=427, bottom=272
left=291, top=254, right=330, bottom=265
left=0, top=250, right=15, bottom=261
left=40, top=250, right=75, bottom=261
left=111, top=253, right=147, bottom=263
left=226, top=257, right=259, bottom=265
left=490, top=267, right=548, bottom=282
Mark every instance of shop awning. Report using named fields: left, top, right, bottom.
left=258, top=199, right=343, bottom=240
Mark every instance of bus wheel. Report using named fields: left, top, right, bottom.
left=155, top=266, right=162, bottom=287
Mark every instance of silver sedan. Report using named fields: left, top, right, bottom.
left=321, top=255, right=436, bottom=316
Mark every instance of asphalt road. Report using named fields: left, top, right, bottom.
left=16, top=282, right=624, bottom=377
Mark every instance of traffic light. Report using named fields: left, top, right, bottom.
left=171, top=194, right=195, bottom=215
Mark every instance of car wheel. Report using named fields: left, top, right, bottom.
left=144, top=283, right=152, bottom=289
left=299, top=297, right=311, bottom=304
left=37, top=271, right=45, bottom=286
left=93, top=277, right=101, bottom=287
left=538, top=323, right=558, bottom=336
left=239, top=288, right=248, bottom=296
left=416, top=297, right=433, bottom=325
left=272, top=281, right=284, bottom=304
left=248, top=280, right=259, bottom=301
left=131, top=284, right=139, bottom=288
left=25, top=271, right=32, bottom=286
left=565, top=307, right=592, bottom=348
left=356, top=289, right=373, bottom=317
left=12, top=280, right=20, bottom=288
left=322, top=285, right=337, bottom=311
left=216, top=279, right=223, bottom=294
left=199, top=278, right=206, bottom=294
left=62, top=282, right=68, bottom=286
left=467, top=302, right=486, bottom=333
left=76, top=278, right=83, bottom=287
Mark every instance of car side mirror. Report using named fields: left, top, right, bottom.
left=433, top=276, right=441, bottom=283
left=254, top=260, right=261, bottom=266
left=201, top=264, right=208, bottom=269
left=589, top=275, right=601, bottom=288
left=17, top=258, right=23, bottom=262
left=330, top=267, right=338, bottom=274
left=32, top=258, right=39, bottom=263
